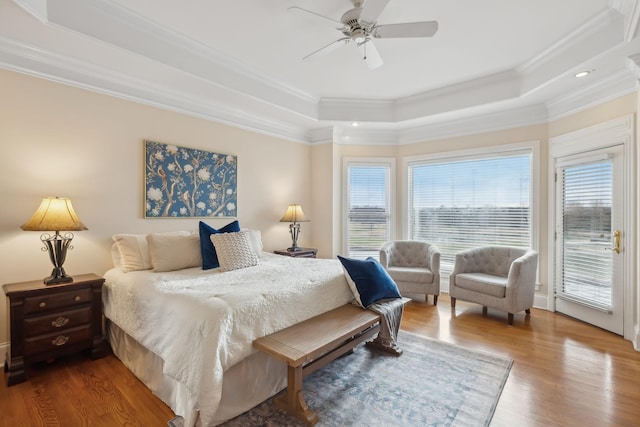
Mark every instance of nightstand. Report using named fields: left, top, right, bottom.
left=274, top=248, right=318, bottom=258
left=3, top=273, right=107, bottom=386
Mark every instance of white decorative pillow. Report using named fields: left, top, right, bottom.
left=112, top=234, right=152, bottom=272
left=242, top=228, right=264, bottom=255
left=110, top=243, right=122, bottom=268
left=210, top=230, right=259, bottom=272
left=147, top=232, right=202, bottom=272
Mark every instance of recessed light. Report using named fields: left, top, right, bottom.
left=351, top=122, right=359, bottom=127
left=575, top=70, right=591, bottom=78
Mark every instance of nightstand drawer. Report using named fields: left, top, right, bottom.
left=24, top=288, right=91, bottom=314
left=24, top=325, right=92, bottom=356
left=24, top=307, right=92, bottom=337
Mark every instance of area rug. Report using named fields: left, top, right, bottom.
left=168, top=330, right=512, bottom=427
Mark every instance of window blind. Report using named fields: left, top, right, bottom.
left=347, top=164, right=391, bottom=259
left=408, top=152, right=531, bottom=272
left=559, top=160, right=613, bottom=308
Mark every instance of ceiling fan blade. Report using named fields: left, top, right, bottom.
left=303, top=37, right=350, bottom=61
left=373, top=21, right=439, bottom=38
left=287, top=6, right=342, bottom=26
left=360, top=0, right=390, bottom=25
left=358, top=40, right=383, bottom=70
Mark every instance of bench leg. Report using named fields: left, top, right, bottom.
left=274, top=365, right=319, bottom=426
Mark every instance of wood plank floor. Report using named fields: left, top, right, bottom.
left=1, top=294, right=639, bottom=426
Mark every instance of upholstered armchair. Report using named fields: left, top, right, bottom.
left=379, top=241, right=440, bottom=305
left=449, top=246, right=538, bottom=325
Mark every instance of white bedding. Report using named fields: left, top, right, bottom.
left=103, top=252, right=352, bottom=426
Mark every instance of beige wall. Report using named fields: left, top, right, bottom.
left=2, top=66, right=636, bottom=347
left=0, top=69, right=311, bottom=345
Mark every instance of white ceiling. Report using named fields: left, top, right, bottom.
left=1, top=0, right=640, bottom=143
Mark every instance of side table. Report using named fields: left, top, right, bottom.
left=274, top=248, right=318, bottom=258
left=3, top=273, right=107, bottom=386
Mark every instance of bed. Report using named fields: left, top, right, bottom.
left=103, top=236, right=353, bottom=427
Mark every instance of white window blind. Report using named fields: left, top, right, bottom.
left=408, top=152, right=531, bottom=272
left=346, top=162, right=391, bottom=259
left=559, top=160, right=613, bottom=308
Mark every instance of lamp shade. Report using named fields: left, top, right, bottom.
left=280, top=204, right=309, bottom=223
left=21, top=197, right=88, bottom=232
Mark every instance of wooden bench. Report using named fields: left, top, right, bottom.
left=253, top=298, right=409, bottom=425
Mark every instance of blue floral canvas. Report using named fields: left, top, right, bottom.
left=145, top=140, right=237, bottom=218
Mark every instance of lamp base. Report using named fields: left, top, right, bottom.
left=44, top=267, right=73, bottom=285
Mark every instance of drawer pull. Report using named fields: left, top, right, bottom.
left=51, top=335, right=69, bottom=346
left=51, top=316, right=70, bottom=328
left=74, top=296, right=81, bottom=302
left=39, top=302, right=46, bottom=308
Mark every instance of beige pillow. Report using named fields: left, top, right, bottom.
left=113, top=231, right=191, bottom=272
left=242, top=228, right=264, bottom=255
left=210, top=230, right=259, bottom=272
left=112, top=234, right=152, bottom=272
left=110, top=243, right=122, bottom=268
left=147, top=232, right=201, bottom=272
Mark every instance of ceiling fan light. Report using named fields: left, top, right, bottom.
left=352, top=29, right=366, bottom=44
left=351, top=121, right=359, bottom=127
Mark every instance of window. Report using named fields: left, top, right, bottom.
left=344, top=158, right=394, bottom=259
left=408, top=150, right=532, bottom=273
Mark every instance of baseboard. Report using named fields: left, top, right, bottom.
left=633, top=327, right=640, bottom=351
left=0, top=342, right=7, bottom=363
left=533, top=294, right=548, bottom=311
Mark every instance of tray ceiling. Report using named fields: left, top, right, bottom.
left=1, top=0, right=640, bottom=143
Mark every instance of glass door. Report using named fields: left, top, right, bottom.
left=554, top=146, right=624, bottom=334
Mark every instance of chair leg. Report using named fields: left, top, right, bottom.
left=482, top=306, right=487, bottom=315
left=525, top=308, right=531, bottom=315
left=450, top=297, right=456, bottom=309
left=507, top=313, right=514, bottom=325
left=433, top=295, right=438, bottom=306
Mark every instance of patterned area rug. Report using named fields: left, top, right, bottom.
left=168, top=330, right=512, bottom=427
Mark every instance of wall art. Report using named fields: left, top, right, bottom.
left=144, top=140, right=237, bottom=218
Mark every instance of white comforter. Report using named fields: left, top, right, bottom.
left=103, top=252, right=352, bottom=426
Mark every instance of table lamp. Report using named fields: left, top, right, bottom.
left=21, top=197, right=88, bottom=284
left=280, top=204, right=309, bottom=252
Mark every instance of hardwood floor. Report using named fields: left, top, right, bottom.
left=2, top=294, right=639, bottom=426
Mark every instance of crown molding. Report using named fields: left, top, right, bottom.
left=398, top=104, right=549, bottom=145
left=610, top=0, right=640, bottom=41
left=334, top=127, right=399, bottom=145
left=2, top=0, right=638, bottom=147
left=519, top=8, right=624, bottom=97
left=13, top=0, right=47, bottom=23
left=37, top=0, right=320, bottom=118
left=0, top=36, right=310, bottom=143
left=546, top=66, right=638, bottom=121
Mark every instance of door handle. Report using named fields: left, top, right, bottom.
left=605, top=230, right=621, bottom=254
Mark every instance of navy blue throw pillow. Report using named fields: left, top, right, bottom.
left=337, top=255, right=401, bottom=308
left=199, top=220, right=240, bottom=269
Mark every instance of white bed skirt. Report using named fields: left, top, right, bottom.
left=107, top=320, right=287, bottom=426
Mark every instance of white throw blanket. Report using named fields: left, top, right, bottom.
left=103, top=253, right=353, bottom=426
left=368, top=298, right=405, bottom=354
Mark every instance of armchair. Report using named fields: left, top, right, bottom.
left=449, top=246, right=538, bottom=325
left=380, top=241, right=440, bottom=305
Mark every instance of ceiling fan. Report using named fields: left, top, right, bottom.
left=288, top=0, right=438, bottom=70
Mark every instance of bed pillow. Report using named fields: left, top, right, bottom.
left=242, top=228, right=264, bottom=255
left=112, top=231, right=191, bottom=272
left=337, top=255, right=401, bottom=308
left=147, top=232, right=202, bottom=272
left=209, top=230, right=258, bottom=272
left=112, top=233, right=153, bottom=272
left=199, top=220, right=241, bottom=269
left=110, top=243, right=122, bottom=268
